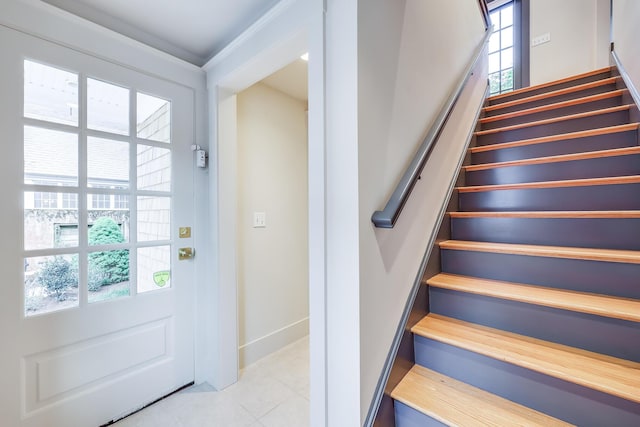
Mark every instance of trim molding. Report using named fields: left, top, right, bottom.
left=612, top=50, right=640, bottom=110
left=203, top=0, right=298, bottom=70
left=238, top=317, right=309, bottom=368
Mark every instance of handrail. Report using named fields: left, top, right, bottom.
left=371, top=27, right=492, bottom=229
left=479, top=0, right=491, bottom=29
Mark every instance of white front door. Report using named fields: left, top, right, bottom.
left=0, top=24, right=195, bottom=427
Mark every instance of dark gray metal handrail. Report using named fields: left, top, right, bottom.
left=371, top=27, right=492, bottom=228
left=479, top=0, right=491, bottom=29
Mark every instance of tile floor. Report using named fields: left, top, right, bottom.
left=114, top=337, right=309, bottom=427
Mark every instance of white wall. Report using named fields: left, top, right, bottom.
left=356, top=0, right=486, bottom=421
left=236, top=82, right=309, bottom=367
left=529, top=0, right=610, bottom=85
left=612, top=0, right=640, bottom=100
left=206, top=0, right=487, bottom=423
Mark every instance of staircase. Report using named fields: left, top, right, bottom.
left=391, top=67, right=640, bottom=426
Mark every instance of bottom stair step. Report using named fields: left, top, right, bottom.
left=392, top=365, right=573, bottom=426
left=413, top=314, right=640, bottom=404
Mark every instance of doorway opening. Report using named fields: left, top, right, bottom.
left=236, top=57, right=309, bottom=369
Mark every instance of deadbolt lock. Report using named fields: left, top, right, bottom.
left=179, top=227, right=191, bottom=238
left=178, top=247, right=195, bottom=260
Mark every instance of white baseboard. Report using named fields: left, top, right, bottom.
left=239, top=317, right=309, bottom=368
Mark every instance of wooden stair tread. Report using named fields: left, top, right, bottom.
left=449, top=210, right=640, bottom=219
left=392, top=365, right=574, bottom=427
left=470, top=123, right=640, bottom=154
left=475, top=104, right=632, bottom=137
left=480, top=90, right=625, bottom=124
left=484, top=77, right=619, bottom=113
left=439, top=240, right=640, bottom=264
left=464, top=146, right=640, bottom=172
left=457, top=175, right=640, bottom=192
left=412, top=314, right=640, bottom=403
left=427, top=273, right=640, bottom=322
left=488, top=67, right=613, bottom=103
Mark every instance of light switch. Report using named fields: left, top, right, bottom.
left=253, top=212, right=266, bottom=228
left=531, top=32, right=551, bottom=47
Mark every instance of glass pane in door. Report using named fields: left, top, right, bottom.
left=87, top=78, right=129, bottom=135
left=24, top=254, right=79, bottom=316
left=24, top=191, right=79, bottom=250
left=137, top=245, right=171, bottom=293
left=24, top=126, right=78, bottom=186
left=24, top=60, right=79, bottom=126
left=87, top=137, right=130, bottom=188
left=88, top=250, right=130, bottom=303
left=137, top=93, right=171, bottom=143
left=137, top=145, right=171, bottom=191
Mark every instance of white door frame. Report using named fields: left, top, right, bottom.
left=203, top=0, right=327, bottom=425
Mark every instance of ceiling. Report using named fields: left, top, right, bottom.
left=40, top=0, right=308, bottom=100
left=41, top=0, right=282, bottom=66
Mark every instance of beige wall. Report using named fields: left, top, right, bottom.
left=236, top=82, right=309, bottom=367
left=530, top=0, right=610, bottom=85
left=356, top=0, right=487, bottom=420
left=612, top=0, right=640, bottom=98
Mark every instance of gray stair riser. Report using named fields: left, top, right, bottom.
left=481, top=95, right=623, bottom=130
left=466, top=154, right=640, bottom=186
left=458, top=183, right=640, bottom=211
left=413, top=336, right=640, bottom=427
left=451, top=217, right=640, bottom=250
left=486, top=83, right=618, bottom=116
left=471, top=129, right=638, bottom=164
left=429, top=288, right=640, bottom=362
left=487, top=72, right=613, bottom=106
left=394, top=402, right=447, bottom=427
left=441, top=249, right=640, bottom=298
left=477, top=109, right=630, bottom=145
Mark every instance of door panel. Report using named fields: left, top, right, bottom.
left=0, top=25, right=195, bottom=426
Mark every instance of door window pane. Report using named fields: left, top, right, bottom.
left=87, top=78, right=129, bottom=135
left=137, top=145, right=171, bottom=191
left=137, top=197, right=170, bottom=241
left=88, top=214, right=130, bottom=245
left=24, top=126, right=78, bottom=186
left=137, top=93, right=171, bottom=143
left=88, top=250, right=130, bottom=303
left=24, top=254, right=79, bottom=316
left=22, top=58, right=177, bottom=315
left=24, top=191, right=79, bottom=250
left=137, top=246, right=170, bottom=293
left=88, top=137, right=130, bottom=188
left=24, top=60, right=78, bottom=126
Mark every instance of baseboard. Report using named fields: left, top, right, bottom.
left=239, top=317, right=309, bottom=368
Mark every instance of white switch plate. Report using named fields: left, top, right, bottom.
left=531, top=32, right=551, bottom=47
left=253, top=212, right=266, bottom=228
